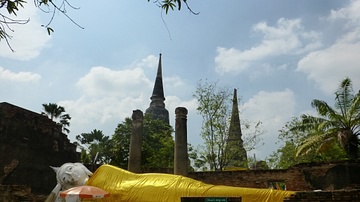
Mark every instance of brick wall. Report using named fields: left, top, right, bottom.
left=188, top=161, right=360, bottom=191
left=1, top=102, right=360, bottom=200
left=284, top=190, right=360, bottom=202
left=0, top=185, right=47, bottom=202
left=0, top=102, right=79, bottom=194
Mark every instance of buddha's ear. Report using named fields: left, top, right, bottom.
left=50, top=166, right=59, bottom=173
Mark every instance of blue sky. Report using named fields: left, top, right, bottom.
left=1, top=0, right=360, bottom=160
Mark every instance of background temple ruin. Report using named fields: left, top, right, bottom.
left=0, top=102, right=79, bottom=196
left=1, top=102, right=360, bottom=201
left=1, top=56, right=360, bottom=201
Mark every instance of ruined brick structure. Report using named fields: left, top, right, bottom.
left=226, top=88, right=248, bottom=169
left=284, top=190, right=360, bottom=202
left=0, top=102, right=79, bottom=195
left=1, top=102, right=360, bottom=202
left=188, top=160, right=360, bottom=191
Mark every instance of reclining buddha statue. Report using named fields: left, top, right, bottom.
left=46, top=162, right=294, bottom=202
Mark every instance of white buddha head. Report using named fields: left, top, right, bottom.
left=51, top=162, right=93, bottom=190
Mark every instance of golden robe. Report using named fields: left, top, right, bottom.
left=86, top=165, right=294, bottom=202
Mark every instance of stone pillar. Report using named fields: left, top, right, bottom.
left=128, top=110, right=143, bottom=173
left=174, top=107, right=188, bottom=176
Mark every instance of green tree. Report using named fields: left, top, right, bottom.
left=267, top=117, right=319, bottom=169
left=192, top=80, right=265, bottom=171
left=268, top=78, right=359, bottom=169
left=110, top=115, right=174, bottom=170
left=293, top=77, right=360, bottom=160
left=268, top=116, right=347, bottom=169
left=80, top=149, right=91, bottom=164
left=248, top=157, right=269, bottom=170
left=193, top=80, right=231, bottom=171
left=111, top=117, right=132, bottom=169
left=142, top=115, right=174, bottom=169
left=75, top=129, right=113, bottom=164
left=188, top=144, right=207, bottom=171
left=267, top=141, right=299, bottom=169
left=242, top=120, right=264, bottom=152
left=41, top=103, right=71, bottom=133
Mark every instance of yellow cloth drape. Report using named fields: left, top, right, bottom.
left=86, top=165, right=294, bottom=202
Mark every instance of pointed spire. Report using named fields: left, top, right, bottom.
left=150, top=53, right=165, bottom=101
left=226, top=88, right=248, bottom=169
left=145, top=53, right=169, bottom=124
left=228, top=88, right=242, bottom=141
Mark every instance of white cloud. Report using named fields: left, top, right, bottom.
left=59, top=55, right=195, bottom=140
left=76, top=66, right=153, bottom=98
left=215, top=18, right=322, bottom=74
left=297, top=42, right=360, bottom=94
left=55, top=62, right=155, bottom=138
left=166, top=96, right=198, bottom=115
left=63, top=65, right=155, bottom=137
left=0, top=3, right=51, bottom=60
left=215, top=47, right=250, bottom=74
left=164, top=75, right=186, bottom=88
left=241, top=89, right=296, bottom=159
left=0, top=67, right=41, bottom=82
left=248, top=63, right=273, bottom=80
left=59, top=94, right=148, bottom=134
left=328, top=0, right=360, bottom=27
left=135, top=54, right=159, bottom=69
left=165, top=95, right=203, bottom=144
left=297, top=1, right=360, bottom=95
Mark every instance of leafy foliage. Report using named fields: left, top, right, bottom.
left=193, top=80, right=231, bottom=171
left=247, top=156, right=269, bottom=170
left=112, top=116, right=174, bottom=169
left=76, top=129, right=113, bottom=164
left=188, top=144, right=207, bottom=171
left=269, top=77, right=359, bottom=168
left=142, top=115, right=174, bottom=168
left=242, top=120, right=264, bottom=151
left=0, top=0, right=82, bottom=50
left=110, top=117, right=132, bottom=168
left=150, top=0, right=198, bottom=14
left=294, top=77, right=360, bottom=160
left=268, top=115, right=348, bottom=169
left=1, top=0, right=25, bottom=15
left=0, top=0, right=28, bottom=50
left=1, top=0, right=196, bottom=50
left=41, top=103, right=71, bottom=133
left=192, top=80, right=264, bottom=171
left=83, top=115, right=175, bottom=169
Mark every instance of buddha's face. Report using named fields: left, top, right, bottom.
left=53, top=163, right=92, bottom=190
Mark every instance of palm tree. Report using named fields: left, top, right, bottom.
left=294, top=77, right=360, bottom=160
left=42, top=103, right=71, bottom=133
left=76, top=129, right=113, bottom=164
